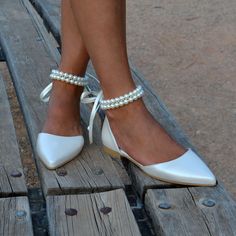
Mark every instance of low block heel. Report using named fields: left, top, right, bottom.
left=103, top=146, right=121, bottom=159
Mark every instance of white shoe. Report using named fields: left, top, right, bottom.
left=36, top=133, right=84, bottom=169
left=81, top=85, right=217, bottom=186
left=36, top=69, right=89, bottom=169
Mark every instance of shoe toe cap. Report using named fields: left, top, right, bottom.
left=143, top=148, right=216, bottom=186
left=36, top=133, right=84, bottom=169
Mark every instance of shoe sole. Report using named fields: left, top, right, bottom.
left=103, top=145, right=217, bottom=187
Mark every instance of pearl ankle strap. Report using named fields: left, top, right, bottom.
left=40, top=69, right=89, bottom=102
left=100, top=85, right=144, bottom=110
left=81, top=85, right=144, bottom=143
left=50, top=69, right=89, bottom=86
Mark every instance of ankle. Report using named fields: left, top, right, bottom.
left=55, top=64, right=88, bottom=96
left=106, top=98, right=146, bottom=121
left=52, top=80, right=84, bottom=98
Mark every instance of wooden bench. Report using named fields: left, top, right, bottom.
left=0, top=0, right=236, bottom=235
left=0, top=71, right=33, bottom=234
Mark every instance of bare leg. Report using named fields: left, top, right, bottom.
left=69, top=0, right=186, bottom=165
left=42, top=0, right=89, bottom=136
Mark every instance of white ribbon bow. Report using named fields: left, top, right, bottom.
left=81, top=89, right=103, bottom=144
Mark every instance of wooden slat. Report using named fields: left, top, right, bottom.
left=145, top=183, right=236, bottom=235
left=0, top=72, right=28, bottom=197
left=145, top=188, right=210, bottom=236
left=189, top=183, right=236, bottom=235
left=0, top=0, right=124, bottom=197
left=47, top=188, right=141, bottom=236
left=0, top=196, right=33, bottom=235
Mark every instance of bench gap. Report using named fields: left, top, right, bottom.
left=0, top=47, right=5, bottom=61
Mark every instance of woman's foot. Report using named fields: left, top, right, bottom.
left=42, top=80, right=83, bottom=136
left=106, top=98, right=186, bottom=166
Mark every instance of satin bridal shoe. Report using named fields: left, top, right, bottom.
left=81, top=85, right=217, bottom=186
left=36, top=69, right=89, bottom=169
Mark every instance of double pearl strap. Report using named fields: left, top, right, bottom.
left=40, top=69, right=89, bottom=102
left=81, top=85, right=144, bottom=143
left=100, top=85, right=144, bottom=110
left=50, top=69, right=89, bottom=86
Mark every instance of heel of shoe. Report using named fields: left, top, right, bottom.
left=103, top=146, right=121, bottom=159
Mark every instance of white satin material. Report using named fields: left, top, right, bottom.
left=81, top=90, right=103, bottom=144
left=102, top=116, right=216, bottom=186
left=40, top=82, right=53, bottom=102
left=36, top=133, right=84, bottom=169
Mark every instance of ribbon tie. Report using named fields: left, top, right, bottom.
left=40, top=82, right=53, bottom=102
left=81, top=89, right=103, bottom=144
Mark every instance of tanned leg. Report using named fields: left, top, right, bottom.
left=42, top=0, right=89, bottom=136
left=70, top=0, right=186, bottom=165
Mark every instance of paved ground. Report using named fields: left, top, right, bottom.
left=126, top=0, right=236, bottom=198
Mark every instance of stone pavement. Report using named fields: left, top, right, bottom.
left=127, top=0, right=236, bottom=198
